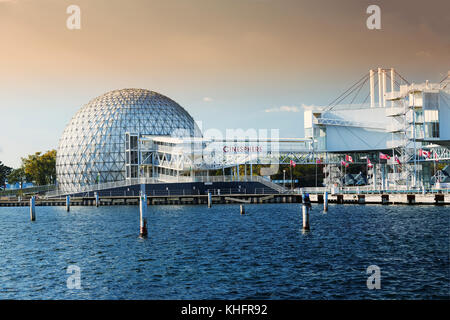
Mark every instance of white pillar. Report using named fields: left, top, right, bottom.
left=378, top=68, right=383, bottom=108
left=323, top=191, right=328, bottom=212
left=139, top=194, right=148, bottom=238
left=207, top=192, right=212, bottom=208
left=382, top=69, right=387, bottom=107
left=66, top=195, right=70, bottom=212
left=95, top=192, right=99, bottom=207
left=370, top=69, right=375, bottom=108
left=30, top=196, right=36, bottom=221
left=390, top=68, right=395, bottom=107
left=302, top=205, right=310, bottom=231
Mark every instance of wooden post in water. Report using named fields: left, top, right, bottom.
left=207, top=192, right=212, bottom=208
left=323, top=191, right=328, bottom=212
left=139, top=194, right=148, bottom=238
left=240, top=204, right=245, bottom=215
left=95, top=192, right=99, bottom=207
left=30, top=196, right=36, bottom=221
left=66, top=195, right=70, bottom=212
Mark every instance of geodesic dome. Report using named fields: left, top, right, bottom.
left=56, top=88, right=200, bottom=192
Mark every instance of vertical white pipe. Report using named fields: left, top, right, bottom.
left=382, top=69, right=387, bottom=107
left=66, top=195, right=70, bottom=212
left=302, top=205, right=310, bottom=231
left=370, top=69, right=375, bottom=108
left=391, top=68, right=395, bottom=107
left=378, top=68, right=382, bottom=108
left=95, top=192, right=99, bottom=207
left=30, top=196, right=36, bottom=221
left=139, top=194, right=148, bottom=238
left=208, top=192, right=212, bottom=208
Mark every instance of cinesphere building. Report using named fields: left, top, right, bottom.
left=56, top=88, right=201, bottom=193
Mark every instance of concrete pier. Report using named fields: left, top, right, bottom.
left=0, top=192, right=448, bottom=207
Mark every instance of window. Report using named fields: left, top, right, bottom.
left=424, top=110, right=439, bottom=138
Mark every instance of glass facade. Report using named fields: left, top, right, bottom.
left=56, top=89, right=200, bottom=192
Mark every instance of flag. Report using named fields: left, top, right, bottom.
left=289, top=160, right=296, bottom=167
left=394, top=156, right=401, bottom=165
left=367, top=159, right=373, bottom=168
left=434, top=151, right=439, bottom=162
left=340, top=160, right=349, bottom=167
left=379, top=152, right=390, bottom=160
left=316, top=159, right=322, bottom=164
left=345, top=155, right=354, bottom=163
left=419, top=149, right=431, bottom=158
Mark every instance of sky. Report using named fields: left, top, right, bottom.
left=0, top=0, right=449, bottom=167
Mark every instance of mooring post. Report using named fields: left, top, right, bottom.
left=323, top=191, right=328, bottom=212
left=302, top=205, right=310, bottom=231
left=139, top=193, right=148, bottom=238
left=302, top=193, right=311, bottom=231
left=240, top=204, right=245, bottom=215
left=95, top=192, right=99, bottom=207
left=66, top=195, right=70, bottom=212
left=208, top=192, right=212, bottom=208
left=30, top=196, right=36, bottom=221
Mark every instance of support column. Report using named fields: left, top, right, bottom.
left=370, top=69, right=375, bottom=108
left=382, top=69, right=387, bottom=107
left=378, top=67, right=382, bottom=108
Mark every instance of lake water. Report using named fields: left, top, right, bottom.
left=0, top=203, right=448, bottom=299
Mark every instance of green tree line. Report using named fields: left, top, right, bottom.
left=6, top=150, right=57, bottom=187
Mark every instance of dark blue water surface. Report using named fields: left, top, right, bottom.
left=0, top=204, right=448, bottom=299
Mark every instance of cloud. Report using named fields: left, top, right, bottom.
left=264, top=105, right=300, bottom=113
left=203, top=97, right=213, bottom=102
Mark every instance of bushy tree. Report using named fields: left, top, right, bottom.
left=19, top=150, right=57, bottom=186
left=0, top=161, right=12, bottom=189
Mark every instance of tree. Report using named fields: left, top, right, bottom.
left=21, top=150, right=57, bottom=186
left=0, top=161, right=12, bottom=189
left=7, top=167, right=29, bottom=189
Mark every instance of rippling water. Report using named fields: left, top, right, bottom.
left=0, top=203, right=448, bottom=299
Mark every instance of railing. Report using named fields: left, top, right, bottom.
left=0, top=184, right=56, bottom=196
left=301, top=186, right=450, bottom=195
left=45, top=175, right=288, bottom=197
